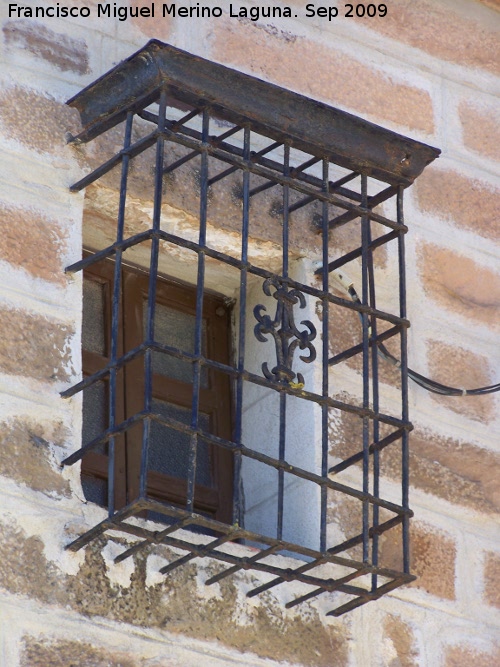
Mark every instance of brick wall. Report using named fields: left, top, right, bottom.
left=0, top=1, right=498, bottom=665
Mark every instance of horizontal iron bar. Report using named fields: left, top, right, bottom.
left=322, top=229, right=400, bottom=274
left=136, top=500, right=375, bottom=570
left=170, top=107, right=201, bottom=130
left=61, top=410, right=147, bottom=466
left=60, top=391, right=412, bottom=515
left=162, top=123, right=243, bottom=175
left=208, top=140, right=282, bottom=186
left=63, top=336, right=409, bottom=425
left=62, top=334, right=412, bottom=435
left=142, top=108, right=350, bottom=195
left=65, top=230, right=153, bottom=273
left=65, top=498, right=413, bottom=603
left=64, top=503, right=139, bottom=551
left=285, top=566, right=370, bottom=609
left=151, top=119, right=407, bottom=230
left=142, top=411, right=413, bottom=515
left=288, top=194, right=315, bottom=213
left=160, top=228, right=410, bottom=325
left=70, top=130, right=159, bottom=192
left=114, top=517, right=194, bottom=563
left=327, top=514, right=404, bottom=556
left=204, top=544, right=283, bottom=586
left=162, top=149, right=199, bottom=174
left=329, top=428, right=405, bottom=475
left=66, top=229, right=411, bottom=329
left=154, top=537, right=368, bottom=591
left=143, top=113, right=400, bottom=224
left=246, top=516, right=405, bottom=600
left=248, top=575, right=370, bottom=600
left=287, top=170, right=359, bottom=213
left=108, top=518, right=164, bottom=542
left=249, top=179, right=277, bottom=197
left=327, top=184, right=398, bottom=230
left=290, top=156, right=322, bottom=177
left=369, top=184, right=399, bottom=207
left=160, top=532, right=237, bottom=575
left=327, top=574, right=415, bottom=616
left=328, top=324, right=401, bottom=366
left=209, top=124, right=244, bottom=144
left=60, top=342, right=146, bottom=398
left=62, top=340, right=411, bottom=462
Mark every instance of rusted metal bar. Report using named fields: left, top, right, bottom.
left=68, top=41, right=440, bottom=184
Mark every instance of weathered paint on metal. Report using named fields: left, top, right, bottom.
left=67, top=40, right=440, bottom=185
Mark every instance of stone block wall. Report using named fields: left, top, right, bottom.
left=0, top=1, right=498, bottom=665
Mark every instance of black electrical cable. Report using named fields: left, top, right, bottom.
left=343, top=280, right=500, bottom=397
left=377, top=341, right=500, bottom=396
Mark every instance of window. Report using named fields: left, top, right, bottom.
left=62, top=40, right=440, bottom=615
left=81, top=258, right=233, bottom=523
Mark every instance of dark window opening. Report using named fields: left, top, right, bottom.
left=81, top=258, right=233, bottom=524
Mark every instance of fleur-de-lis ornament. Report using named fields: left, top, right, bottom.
left=254, top=277, right=316, bottom=386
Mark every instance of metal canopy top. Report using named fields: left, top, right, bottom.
left=67, top=40, right=440, bottom=185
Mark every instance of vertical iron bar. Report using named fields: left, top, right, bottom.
left=277, top=391, right=286, bottom=540
left=108, top=110, right=134, bottom=515
left=397, top=186, right=411, bottom=573
left=187, top=107, right=210, bottom=512
left=366, top=189, right=380, bottom=590
left=320, top=157, right=330, bottom=553
left=277, top=143, right=290, bottom=540
left=282, top=144, right=290, bottom=280
left=139, top=90, right=167, bottom=498
left=232, top=125, right=251, bottom=527
left=361, top=174, right=370, bottom=563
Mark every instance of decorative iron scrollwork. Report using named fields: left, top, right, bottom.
left=254, top=277, right=316, bottom=386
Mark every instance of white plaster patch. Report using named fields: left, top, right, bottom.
left=380, top=635, right=399, bottom=666
left=37, top=517, right=86, bottom=574
left=195, top=566, right=223, bottom=602
left=50, top=535, right=86, bottom=576
left=101, top=540, right=135, bottom=588
left=146, top=554, right=170, bottom=588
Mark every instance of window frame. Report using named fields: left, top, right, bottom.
left=81, top=257, right=234, bottom=524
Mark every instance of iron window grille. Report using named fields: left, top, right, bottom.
left=62, top=41, right=440, bottom=616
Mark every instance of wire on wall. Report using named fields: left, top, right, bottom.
left=330, top=269, right=500, bottom=397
